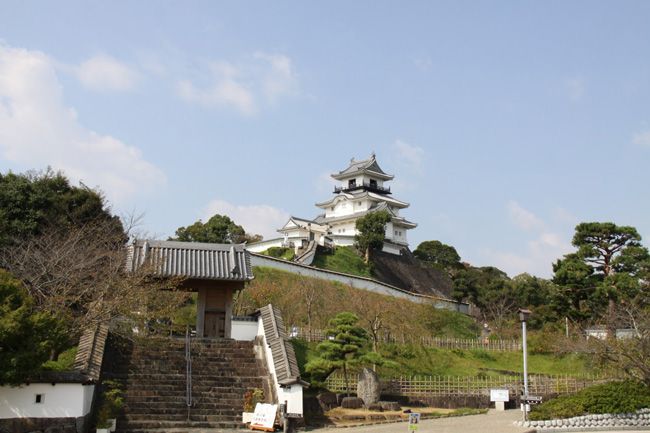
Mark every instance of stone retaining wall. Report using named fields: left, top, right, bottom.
left=515, top=408, right=650, bottom=431
left=0, top=416, right=86, bottom=433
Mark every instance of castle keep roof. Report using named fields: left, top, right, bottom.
left=331, top=154, right=395, bottom=181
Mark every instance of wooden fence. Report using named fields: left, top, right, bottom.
left=325, top=373, right=620, bottom=396
left=291, top=328, right=521, bottom=351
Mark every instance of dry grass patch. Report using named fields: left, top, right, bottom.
left=324, top=406, right=457, bottom=426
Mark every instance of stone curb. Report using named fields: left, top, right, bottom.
left=514, top=408, right=650, bottom=432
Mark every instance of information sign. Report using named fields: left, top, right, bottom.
left=408, top=413, right=420, bottom=431
left=521, top=395, right=543, bottom=404
left=250, top=403, right=278, bottom=431
left=490, top=389, right=509, bottom=402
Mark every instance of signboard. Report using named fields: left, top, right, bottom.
left=250, top=403, right=278, bottom=431
left=408, top=413, right=420, bottom=431
left=490, top=389, right=509, bottom=402
left=521, top=395, right=543, bottom=405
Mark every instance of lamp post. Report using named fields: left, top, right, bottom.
left=519, top=309, right=531, bottom=421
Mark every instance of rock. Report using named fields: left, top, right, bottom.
left=380, top=401, right=402, bottom=411
left=341, top=397, right=364, bottom=409
left=317, top=392, right=339, bottom=410
left=366, top=403, right=383, bottom=411
left=357, top=368, right=381, bottom=405
left=303, top=395, right=323, bottom=415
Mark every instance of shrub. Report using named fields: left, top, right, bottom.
left=450, top=348, right=466, bottom=357
left=529, top=380, right=650, bottom=420
left=42, top=347, right=77, bottom=371
left=96, top=380, right=125, bottom=428
left=243, top=388, right=264, bottom=412
left=469, top=348, right=495, bottom=362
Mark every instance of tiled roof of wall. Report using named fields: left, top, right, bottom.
left=127, top=239, right=254, bottom=281
left=258, top=304, right=307, bottom=387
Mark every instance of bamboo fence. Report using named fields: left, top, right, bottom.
left=324, top=373, right=620, bottom=396
left=292, top=328, right=521, bottom=351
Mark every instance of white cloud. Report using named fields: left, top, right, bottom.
left=0, top=43, right=165, bottom=205
left=562, top=76, right=585, bottom=102
left=477, top=247, right=535, bottom=277
left=552, top=205, right=579, bottom=226
left=73, top=53, right=142, bottom=92
left=414, top=57, right=433, bottom=71
left=506, top=200, right=545, bottom=231
left=254, top=52, right=298, bottom=103
left=201, top=199, right=289, bottom=240
left=393, top=139, right=426, bottom=172
left=314, top=170, right=338, bottom=197
left=177, top=52, right=297, bottom=115
left=473, top=202, right=576, bottom=277
left=477, top=230, right=573, bottom=278
left=178, top=61, right=257, bottom=115
left=633, top=130, right=650, bottom=147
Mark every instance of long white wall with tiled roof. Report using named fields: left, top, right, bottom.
left=249, top=252, right=469, bottom=314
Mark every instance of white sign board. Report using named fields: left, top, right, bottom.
left=250, top=403, right=277, bottom=430
left=490, top=389, right=509, bottom=402
left=408, top=413, right=420, bottom=431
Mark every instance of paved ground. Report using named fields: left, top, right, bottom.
left=163, top=410, right=650, bottom=433
left=303, top=409, right=650, bottom=433
left=304, top=409, right=531, bottom=433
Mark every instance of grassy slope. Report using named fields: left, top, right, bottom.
left=259, top=249, right=603, bottom=382
left=292, top=339, right=601, bottom=382
left=310, top=247, right=372, bottom=278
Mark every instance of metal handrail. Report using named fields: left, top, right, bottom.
left=185, top=326, right=192, bottom=420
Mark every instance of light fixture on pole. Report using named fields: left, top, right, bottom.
left=519, top=308, right=531, bottom=421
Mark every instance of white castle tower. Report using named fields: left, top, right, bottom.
left=256, top=154, right=417, bottom=256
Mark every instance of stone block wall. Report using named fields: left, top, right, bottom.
left=515, top=408, right=650, bottom=431
left=0, top=416, right=87, bottom=433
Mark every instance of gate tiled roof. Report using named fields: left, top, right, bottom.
left=127, top=239, right=254, bottom=281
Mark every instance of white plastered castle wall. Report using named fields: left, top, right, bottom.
left=0, top=383, right=95, bottom=419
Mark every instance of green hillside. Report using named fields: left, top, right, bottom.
left=309, top=246, right=373, bottom=278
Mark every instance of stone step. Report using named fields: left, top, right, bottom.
left=109, top=337, right=265, bottom=431
left=121, top=407, right=242, bottom=417
left=124, top=385, right=263, bottom=396
left=124, top=397, right=246, bottom=407
left=113, top=372, right=263, bottom=381
left=118, top=418, right=245, bottom=427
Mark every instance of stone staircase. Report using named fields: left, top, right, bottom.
left=106, top=337, right=268, bottom=432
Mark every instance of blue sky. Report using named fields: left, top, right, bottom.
left=1, top=1, right=649, bottom=278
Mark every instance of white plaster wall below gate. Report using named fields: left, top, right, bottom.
left=232, top=319, right=258, bottom=341
left=0, top=383, right=95, bottom=418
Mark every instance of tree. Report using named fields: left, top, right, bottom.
left=0, top=169, right=122, bottom=245
left=296, top=274, right=328, bottom=342
left=305, top=312, right=368, bottom=395
left=452, top=266, right=514, bottom=338
left=170, top=214, right=262, bottom=244
left=345, top=283, right=394, bottom=353
left=0, top=216, right=184, bottom=335
left=0, top=270, right=70, bottom=385
left=0, top=169, right=187, bottom=356
left=354, top=210, right=393, bottom=264
left=451, top=266, right=510, bottom=307
left=564, top=299, right=650, bottom=387
left=413, top=240, right=463, bottom=275
left=553, top=222, right=650, bottom=321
